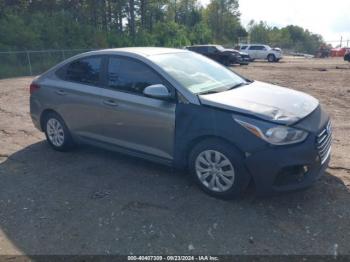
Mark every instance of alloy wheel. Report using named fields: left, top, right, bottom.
left=46, top=118, right=65, bottom=147
left=195, top=150, right=235, bottom=192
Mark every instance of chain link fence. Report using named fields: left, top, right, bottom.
left=0, top=49, right=94, bottom=79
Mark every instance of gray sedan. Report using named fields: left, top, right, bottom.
left=30, top=48, right=331, bottom=198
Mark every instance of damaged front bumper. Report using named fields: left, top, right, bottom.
left=245, top=119, right=332, bottom=195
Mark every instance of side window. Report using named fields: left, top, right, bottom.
left=208, top=46, right=217, bottom=53
left=193, top=47, right=201, bottom=53
left=107, top=57, right=164, bottom=95
left=203, top=47, right=210, bottom=53
left=256, top=46, right=266, bottom=51
left=195, top=47, right=205, bottom=53
left=249, top=46, right=258, bottom=50
left=65, top=56, right=102, bottom=86
left=241, top=46, right=247, bottom=50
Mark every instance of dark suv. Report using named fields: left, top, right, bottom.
left=186, top=45, right=250, bottom=66
left=344, top=49, right=350, bottom=62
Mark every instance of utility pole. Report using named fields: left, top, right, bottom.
left=174, top=0, right=177, bottom=23
left=129, top=0, right=135, bottom=41
left=340, top=36, right=343, bottom=47
left=26, top=51, right=32, bottom=76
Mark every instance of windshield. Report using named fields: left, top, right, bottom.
left=149, top=52, right=246, bottom=94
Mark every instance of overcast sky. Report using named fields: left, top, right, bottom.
left=200, top=0, right=350, bottom=46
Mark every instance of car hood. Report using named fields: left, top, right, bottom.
left=199, top=81, right=319, bottom=125
left=223, top=48, right=244, bottom=55
left=224, top=48, right=249, bottom=56
left=239, top=51, right=249, bottom=56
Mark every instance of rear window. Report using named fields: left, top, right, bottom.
left=62, top=56, right=102, bottom=86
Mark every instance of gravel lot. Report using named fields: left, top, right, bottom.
left=0, top=57, right=349, bottom=256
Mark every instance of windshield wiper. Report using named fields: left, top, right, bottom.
left=228, top=82, right=250, bottom=90
left=198, top=89, right=221, bottom=95
left=198, top=81, right=252, bottom=95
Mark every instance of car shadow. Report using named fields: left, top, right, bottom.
left=0, top=141, right=349, bottom=255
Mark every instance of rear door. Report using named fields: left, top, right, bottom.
left=52, top=55, right=107, bottom=138
left=247, top=45, right=258, bottom=59
left=97, top=56, right=176, bottom=160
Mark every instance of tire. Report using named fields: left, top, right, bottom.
left=189, top=138, right=251, bottom=199
left=267, top=54, right=276, bottom=62
left=43, top=112, right=74, bottom=151
left=222, top=57, right=230, bottom=66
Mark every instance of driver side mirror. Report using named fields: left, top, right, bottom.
left=143, top=84, right=172, bottom=100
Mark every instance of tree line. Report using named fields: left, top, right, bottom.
left=0, top=0, right=324, bottom=54
left=248, top=21, right=325, bottom=54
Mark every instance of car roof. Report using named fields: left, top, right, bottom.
left=188, top=45, right=221, bottom=47
left=83, top=47, right=187, bottom=57
left=241, top=44, right=267, bottom=46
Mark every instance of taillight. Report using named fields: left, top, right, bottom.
left=29, top=83, right=40, bottom=95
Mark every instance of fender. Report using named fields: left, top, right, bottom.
left=173, top=103, right=267, bottom=168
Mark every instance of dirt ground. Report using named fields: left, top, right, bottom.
left=0, top=57, right=349, bottom=256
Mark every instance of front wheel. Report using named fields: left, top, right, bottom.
left=43, top=112, right=74, bottom=151
left=267, top=54, right=276, bottom=62
left=222, top=57, right=231, bottom=66
left=189, top=139, right=251, bottom=199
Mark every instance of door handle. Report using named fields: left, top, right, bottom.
left=55, top=90, right=67, bottom=96
left=103, top=99, right=118, bottom=107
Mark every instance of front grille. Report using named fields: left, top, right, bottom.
left=316, top=121, right=332, bottom=164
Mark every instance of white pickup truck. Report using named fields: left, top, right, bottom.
left=240, top=44, right=282, bottom=62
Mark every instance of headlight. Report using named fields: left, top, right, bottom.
left=234, top=117, right=308, bottom=145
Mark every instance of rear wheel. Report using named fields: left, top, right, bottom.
left=189, top=139, right=251, bottom=199
left=43, top=112, right=74, bottom=151
left=267, top=54, right=276, bottom=62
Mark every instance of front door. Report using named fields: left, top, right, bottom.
left=207, top=46, right=219, bottom=61
left=248, top=46, right=258, bottom=59
left=255, top=45, right=268, bottom=59
left=98, top=56, right=176, bottom=160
